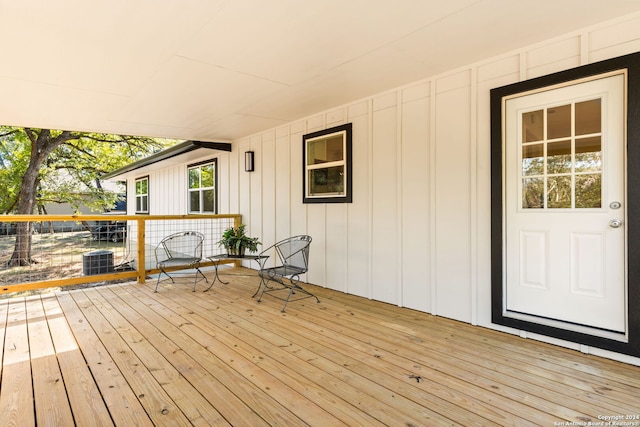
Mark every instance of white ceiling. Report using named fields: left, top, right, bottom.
left=2, top=0, right=640, bottom=142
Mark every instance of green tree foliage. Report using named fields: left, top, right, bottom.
left=0, top=126, right=177, bottom=265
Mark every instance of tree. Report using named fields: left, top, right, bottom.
left=0, top=127, right=174, bottom=266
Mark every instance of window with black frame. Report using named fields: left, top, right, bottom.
left=303, top=123, right=352, bottom=203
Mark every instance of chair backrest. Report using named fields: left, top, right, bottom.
left=155, top=231, right=204, bottom=261
left=274, top=235, right=311, bottom=272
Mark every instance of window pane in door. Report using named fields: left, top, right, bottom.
left=547, top=104, right=571, bottom=139
left=547, top=175, right=572, bottom=208
left=522, top=144, right=544, bottom=176
left=522, top=178, right=544, bottom=208
left=575, top=99, right=601, bottom=135
left=522, top=110, right=544, bottom=142
left=575, top=174, right=602, bottom=208
left=575, top=137, right=602, bottom=172
left=547, top=140, right=572, bottom=174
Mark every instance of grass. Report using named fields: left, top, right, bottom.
left=0, top=230, right=130, bottom=287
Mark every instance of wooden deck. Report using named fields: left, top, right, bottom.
left=1, top=268, right=639, bottom=426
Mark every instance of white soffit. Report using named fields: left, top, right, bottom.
left=1, top=0, right=640, bottom=141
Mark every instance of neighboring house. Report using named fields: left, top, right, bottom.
left=103, top=15, right=640, bottom=366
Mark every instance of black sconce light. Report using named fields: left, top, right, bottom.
left=245, top=151, right=254, bottom=172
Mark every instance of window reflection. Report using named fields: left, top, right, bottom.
left=547, top=176, right=572, bottom=208
left=547, top=140, right=571, bottom=174
left=520, top=97, right=602, bottom=210
left=575, top=99, right=601, bottom=135
left=522, top=144, right=544, bottom=176
left=547, top=104, right=571, bottom=139
left=575, top=137, right=602, bottom=172
left=522, top=110, right=544, bottom=142
left=576, top=174, right=602, bottom=208
left=522, top=178, right=544, bottom=208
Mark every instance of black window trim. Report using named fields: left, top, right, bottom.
left=302, top=123, right=353, bottom=204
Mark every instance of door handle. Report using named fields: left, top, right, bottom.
left=609, top=219, right=623, bottom=228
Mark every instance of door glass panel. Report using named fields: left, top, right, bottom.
left=520, top=97, right=602, bottom=210
left=522, top=144, right=544, bottom=176
left=575, top=99, right=602, bottom=135
left=522, top=110, right=544, bottom=142
left=522, top=178, right=544, bottom=208
left=575, top=137, right=602, bottom=172
left=547, top=104, right=571, bottom=139
left=575, top=174, right=602, bottom=208
left=547, top=176, right=572, bottom=208
left=547, top=140, right=572, bottom=174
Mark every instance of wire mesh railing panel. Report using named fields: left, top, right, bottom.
left=0, top=219, right=131, bottom=287
left=0, top=214, right=240, bottom=293
left=141, top=216, right=236, bottom=269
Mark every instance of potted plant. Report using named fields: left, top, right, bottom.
left=217, top=224, right=261, bottom=256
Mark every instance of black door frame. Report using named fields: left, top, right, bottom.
left=490, top=52, right=640, bottom=358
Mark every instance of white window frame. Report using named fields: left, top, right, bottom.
left=188, top=159, right=217, bottom=214
left=134, top=176, right=149, bottom=214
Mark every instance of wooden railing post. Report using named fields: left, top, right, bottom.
left=137, top=218, right=146, bottom=284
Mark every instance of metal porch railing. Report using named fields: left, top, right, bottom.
left=0, top=214, right=241, bottom=295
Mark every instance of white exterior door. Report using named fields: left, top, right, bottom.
left=504, top=72, right=627, bottom=335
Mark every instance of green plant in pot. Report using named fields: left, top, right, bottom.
left=217, top=224, right=261, bottom=256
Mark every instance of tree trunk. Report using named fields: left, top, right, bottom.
left=7, top=129, right=70, bottom=267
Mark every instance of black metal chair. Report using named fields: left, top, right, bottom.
left=257, top=235, right=318, bottom=312
left=154, top=231, right=207, bottom=292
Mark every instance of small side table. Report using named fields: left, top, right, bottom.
left=206, top=254, right=269, bottom=294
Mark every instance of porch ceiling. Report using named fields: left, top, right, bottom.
left=1, top=0, right=640, bottom=142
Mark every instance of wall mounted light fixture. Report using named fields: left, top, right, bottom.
left=245, top=151, right=254, bottom=172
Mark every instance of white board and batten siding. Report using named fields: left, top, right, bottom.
left=143, top=12, right=640, bottom=365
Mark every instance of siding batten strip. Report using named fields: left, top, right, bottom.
left=470, top=66, right=479, bottom=326
left=397, top=90, right=404, bottom=307
left=429, top=80, right=438, bottom=315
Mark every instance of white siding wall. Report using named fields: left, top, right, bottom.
left=136, top=12, right=640, bottom=364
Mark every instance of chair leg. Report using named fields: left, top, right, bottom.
left=154, top=269, right=175, bottom=292
left=193, top=268, right=208, bottom=292
left=280, top=288, right=295, bottom=312
left=154, top=270, right=165, bottom=292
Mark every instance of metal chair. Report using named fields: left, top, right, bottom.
left=154, top=231, right=207, bottom=292
left=257, top=235, right=318, bottom=312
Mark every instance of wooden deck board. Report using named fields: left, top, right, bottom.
left=104, top=284, right=336, bottom=426
left=56, top=292, right=155, bottom=427
left=40, top=295, right=114, bottom=427
left=159, top=281, right=490, bottom=426
left=26, top=297, right=75, bottom=426
left=286, top=287, right=616, bottom=421
left=0, top=268, right=639, bottom=426
left=317, top=283, right=640, bottom=407
left=0, top=299, right=34, bottom=427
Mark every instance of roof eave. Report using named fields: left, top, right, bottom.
left=101, top=140, right=231, bottom=180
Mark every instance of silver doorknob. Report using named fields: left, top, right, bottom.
left=609, top=219, right=623, bottom=228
